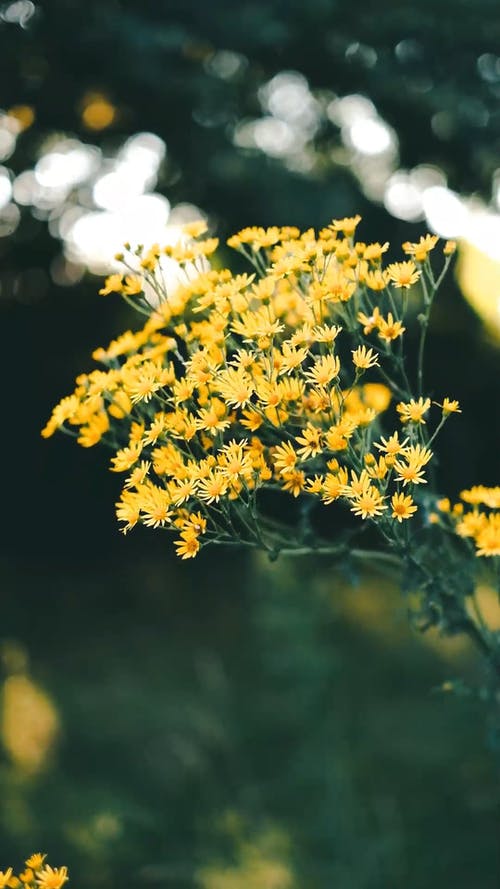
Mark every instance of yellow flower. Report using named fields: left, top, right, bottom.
left=391, top=492, right=417, bottom=522
left=386, top=260, right=420, bottom=288
left=272, top=442, right=298, bottom=474
left=99, top=273, right=123, bottom=295
left=352, top=345, right=379, bottom=370
left=304, top=355, right=340, bottom=386
left=365, top=456, right=389, bottom=480
left=240, top=408, right=263, bottom=432
left=182, top=219, right=208, bottom=238
left=455, top=510, right=487, bottom=538
left=350, top=487, right=386, bottom=519
left=364, top=269, right=390, bottom=291
left=295, top=424, right=323, bottom=459
left=215, top=368, right=255, bottom=408
left=402, top=234, right=439, bottom=262
left=175, top=529, right=201, bottom=559
left=437, top=498, right=450, bottom=513
left=279, top=342, right=309, bottom=373
left=374, top=432, right=409, bottom=457
left=116, top=490, right=142, bottom=533
left=396, top=397, right=431, bottom=424
left=110, top=443, right=143, bottom=472
left=475, top=513, right=500, bottom=557
left=35, top=867, right=69, bottom=889
left=321, top=469, right=348, bottom=504
left=363, top=241, right=389, bottom=262
left=357, top=306, right=381, bottom=335
left=305, top=475, right=324, bottom=494
left=136, top=483, right=172, bottom=528
left=19, top=872, right=33, bottom=884
left=281, top=469, right=306, bottom=497
left=443, top=240, right=457, bottom=255
left=377, top=313, right=406, bottom=343
left=311, top=323, right=342, bottom=344
left=197, top=471, right=229, bottom=504
left=0, top=871, right=13, bottom=889
left=329, top=214, right=362, bottom=236
left=439, top=397, right=461, bottom=415
left=401, top=444, right=433, bottom=470
left=122, top=274, right=143, bottom=296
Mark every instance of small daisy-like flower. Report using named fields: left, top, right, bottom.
left=364, top=269, right=390, bottom=291
left=329, top=214, right=362, bottom=236
left=475, top=514, right=500, bottom=557
left=402, top=234, right=439, bottom=262
left=377, top=313, right=406, bottom=343
left=175, top=529, right=201, bottom=559
left=391, top=492, right=418, bottom=522
left=437, top=498, right=450, bottom=513
left=386, top=261, right=420, bottom=288
left=397, top=397, right=431, bottom=424
left=99, top=273, right=123, bottom=296
left=0, top=871, right=13, bottom=889
left=374, top=432, right=409, bottom=457
left=25, top=858, right=47, bottom=873
left=35, top=866, right=69, bottom=889
left=352, top=345, right=379, bottom=370
left=281, top=469, right=306, bottom=497
left=438, top=397, right=461, bottom=415
left=363, top=241, right=389, bottom=262
left=295, top=424, right=323, bottom=459
left=357, top=306, right=381, bottom=335
left=350, top=487, right=386, bottom=519
left=272, top=442, right=298, bottom=475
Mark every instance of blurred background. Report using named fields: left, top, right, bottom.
left=1, top=1, right=500, bottom=886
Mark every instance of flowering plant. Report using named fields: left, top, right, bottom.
left=0, top=856, right=68, bottom=889
left=43, top=217, right=500, bottom=684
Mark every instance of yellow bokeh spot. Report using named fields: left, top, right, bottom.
left=81, top=93, right=116, bottom=131
left=198, top=822, right=295, bottom=889
left=8, top=105, right=35, bottom=131
left=457, top=240, right=500, bottom=339
left=1, top=673, right=60, bottom=775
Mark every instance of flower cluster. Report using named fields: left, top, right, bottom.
left=0, top=856, right=68, bottom=889
left=42, top=217, right=498, bottom=563
left=447, top=486, right=500, bottom=557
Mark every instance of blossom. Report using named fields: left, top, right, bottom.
left=35, top=867, right=69, bottom=889
left=402, top=234, right=439, bottom=262
left=281, top=469, right=306, bottom=497
left=475, top=514, right=500, bottom=556
left=363, top=241, right=389, bottom=262
left=25, top=857, right=47, bottom=872
left=364, top=269, right=389, bottom=291
left=357, top=306, right=381, bottom=334
left=175, top=529, right=201, bottom=559
left=397, top=397, right=431, bottom=424
left=272, top=442, right=298, bottom=474
left=438, top=397, right=461, bottom=415
left=329, top=214, right=362, bottom=236
left=391, top=492, right=417, bottom=522
left=352, top=345, right=379, bottom=370
left=295, top=424, right=323, bottom=459
left=350, top=487, right=386, bottom=519
left=377, top=313, right=406, bottom=343
left=374, top=432, right=409, bottom=457
left=386, top=261, right=420, bottom=288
